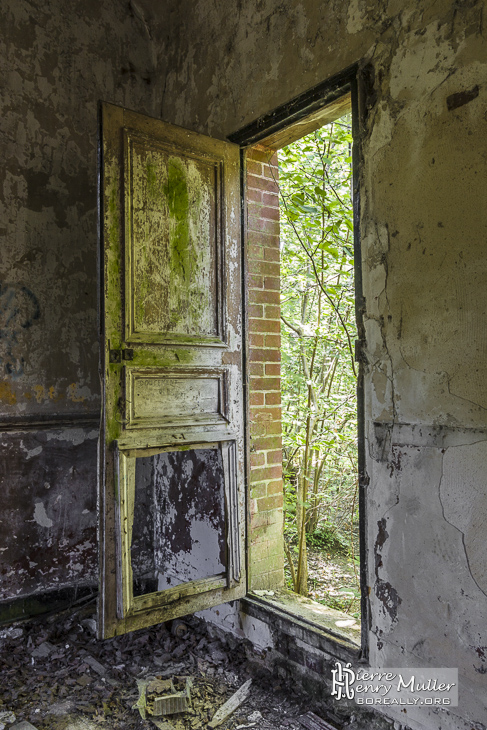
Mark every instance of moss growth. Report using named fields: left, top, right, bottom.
left=164, top=157, right=192, bottom=286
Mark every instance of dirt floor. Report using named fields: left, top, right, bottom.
left=307, top=549, right=361, bottom=620
left=0, top=601, right=336, bottom=730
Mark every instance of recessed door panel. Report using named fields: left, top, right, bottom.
left=126, top=368, right=228, bottom=429
left=124, top=131, right=224, bottom=345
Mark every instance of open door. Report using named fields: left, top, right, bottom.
left=98, top=103, right=245, bottom=638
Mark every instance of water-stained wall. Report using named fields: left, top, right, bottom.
left=0, top=0, right=168, bottom=607
left=155, top=2, right=487, bottom=729
left=2, top=1, right=487, bottom=728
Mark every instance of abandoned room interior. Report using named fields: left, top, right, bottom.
left=1, top=1, right=486, bottom=729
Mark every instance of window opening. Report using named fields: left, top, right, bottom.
left=277, top=114, right=360, bottom=626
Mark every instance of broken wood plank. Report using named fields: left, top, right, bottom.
left=298, top=711, right=339, bottom=730
left=132, top=676, right=154, bottom=719
left=208, top=678, right=252, bottom=728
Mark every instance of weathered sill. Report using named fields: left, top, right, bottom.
left=242, top=589, right=361, bottom=662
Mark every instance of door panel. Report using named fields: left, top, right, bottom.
left=98, top=103, right=245, bottom=638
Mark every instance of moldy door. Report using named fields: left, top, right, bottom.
left=98, top=102, right=245, bottom=639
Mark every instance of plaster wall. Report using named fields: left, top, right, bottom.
left=158, top=1, right=487, bottom=729
left=0, top=0, right=169, bottom=605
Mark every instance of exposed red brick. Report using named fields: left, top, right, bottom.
left=248, top=217, right=280, bottom=235
left=249, top=435, right=282, bottom=451
left=249, top=176, right=280, bottom=193
left=263, top=191, right=279, bottom=206
left=249, top=392, right=264, bottom=406
left=250, top=377, right=280, bottom=391
left=249, top=330, right=264, bottom=343
left=251, top=289, right=280, bottom=304
left=264, top=305, right=280, bottom=320
left=267, top=479, right=284, bottom=495
left=266, top=449, right=283, bottom=464
left=250, top=465, right=282, bottom=482
left=265, top=391, right=281, bottom=405
left=250, top=452, right=265, bottom=468
left=264, top=276, right=280, bottom=291
left=248, top=260, right=280, bottom=277
left=248, top=244, right=264, bottom=261
left=247, top=147, right=277, bottom=164
left=264, top=334, right=280, bottom=348
left=248, top=231, right=280, bottom=248
left=249, top=362, right=264, bottom=376
left=250, top=318, right=280, bottom=333
left=248, top=304, right=264, bottom=318
left=248, top=187, right=263, bottom=203
left=251, top=406, right=281, bottom=422
left=248, top=274, right=263, bottom=289
left=264, top=246, right=280, bottom=262
left=249, top=348, right=280, bottom=362
left=257, top=494, right=284, bottom=512
left=259, top=206, right=279, bottom=221
left=247, top=160, right=263, bottom=175
left=265, top=363, right=281, bottom=376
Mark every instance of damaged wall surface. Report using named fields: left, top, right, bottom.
left=155, top=1, right=487, bottom=729
left=0, top=0, right=169, bottom=607
left=1, top=1, right=487, bottom=729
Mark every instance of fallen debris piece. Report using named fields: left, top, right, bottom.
left=0, top=628, right=22, bottom=641
left=46, top=700, right=76, bottom=716
left=170, top=619, right=188, bottom=638
left=147, top=678, right=175, bottom=695
left=31, top=641, right=55, bottom=659
left=151, top=677, right=192, bottom=716
left=298, top=711, right=338, bottom=730
left=208, top=678, right=252, bottom=728
left=157, top=663, right=186, bottom=678
left=84, top=655, right=106, bottom=676
left=80, top=618, right=97, bottom=634
left=132, top=676, right=154, bottom=720
left=0, top=711, right=16, bottom=724
left=151, top=720, right=175, bottom=730
left=247, top=710, right=262, bottom=722
left=76, top=674, right=92, bottom=687
left=10, top=723, right=38, bottom=730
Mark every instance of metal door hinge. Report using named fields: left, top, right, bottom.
left=109, top=349, right=134, bottom=363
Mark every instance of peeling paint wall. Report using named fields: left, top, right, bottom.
left=156, top=1, right=487, bottom=729
left=2, top=1, right=487, bottom=727
left=0, top=0, right=168, bottom=603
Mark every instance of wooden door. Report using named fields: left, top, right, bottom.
left=98, top=103, right=245, bottom=638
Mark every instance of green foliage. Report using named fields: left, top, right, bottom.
left=278, top=116, right=360, bottom=605
left=306, top=527, right=348, bottom=553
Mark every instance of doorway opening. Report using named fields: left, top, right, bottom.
left=235, top=75, right=365, bottom=650
left=278, top=114, right=360, bottom=621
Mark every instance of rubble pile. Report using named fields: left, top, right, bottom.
left=0, top=604, right=317, bottom=730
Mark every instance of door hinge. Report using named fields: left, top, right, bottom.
left=109, top=349, right=134, bottom=363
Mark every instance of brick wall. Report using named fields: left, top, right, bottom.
left=246, top=145, right=285, bottom=590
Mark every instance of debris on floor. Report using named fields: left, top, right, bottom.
left=0, top=602, right=337, bottom=730
left=0, top=710, right=17, bottom=726
left=209, top=679, right=252, bottom=728
left=298, top=711, right=338, bottom=730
